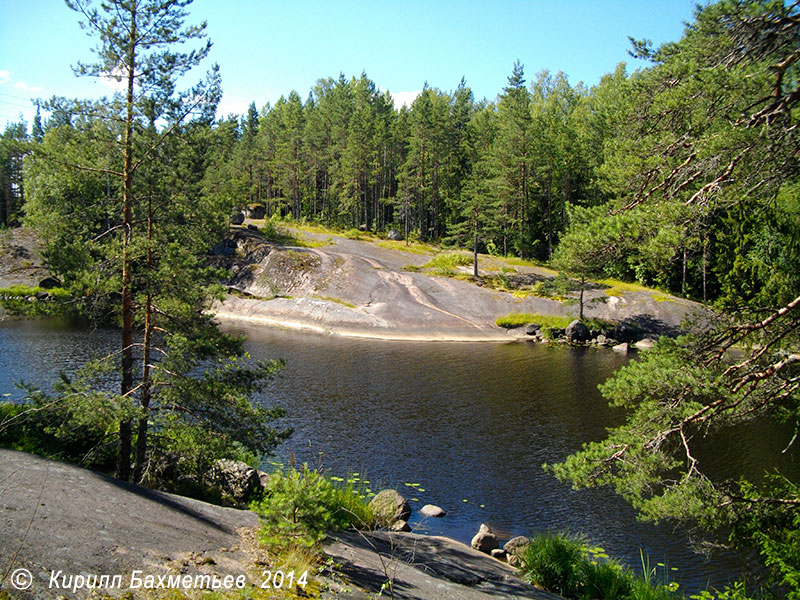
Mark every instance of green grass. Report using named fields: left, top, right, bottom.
left=495, top=312, right=572, bottom=329
left=599, top=277, right=675, bottom=302
left=312, top=295, right=356, bottom=309
left=375, top=239, right=436, bottom=255
left=519, top=532, right=684, bottom=600
left=259, top=217, right=326, bottom=248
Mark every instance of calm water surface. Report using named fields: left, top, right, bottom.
left=1, top=317, right=797, bottom=593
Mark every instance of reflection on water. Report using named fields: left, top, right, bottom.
left=1, top=317, right=797, bottom=592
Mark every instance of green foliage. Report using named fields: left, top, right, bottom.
left=419, top=252, right=473, bottom=276
left=519, top=532, right=682, bottom=600
left=252, top=465, right=377, bottom=551
left=520, top=532, right=587, bottom=597
left=0, top=285, right=72, bottom=316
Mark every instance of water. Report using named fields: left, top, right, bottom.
left=1, top=317, right=796, bottom=593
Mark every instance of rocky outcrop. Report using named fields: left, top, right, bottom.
left=246, top=204, right=266, bottom=219
left=369, top=489, right=412, bottom=525
left=205, top=459, right=269, bottom=506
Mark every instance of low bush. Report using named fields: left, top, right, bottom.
left=251, top=465, right=377, bottom=551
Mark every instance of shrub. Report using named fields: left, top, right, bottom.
left=252, top=465, right=377, bottom=551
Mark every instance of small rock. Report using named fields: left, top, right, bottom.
left=230, top=212, right=245, bottom=225
left=419, top=504, right=446, bottom=518
left=507, top=554, right=522, bottom=568
left=369, top=489, right=411, bottom=525
left=596, top=334, right=608, bottom=345
left=524, top=324, right=541, bottom=336
left=490, top=548, right=507, bottom=561
left=389, top=519, right=411, bottom=532
left=387, top=229, right=403, bottom=241
left=612, top=342, right=629, bottom=354
left=566, top=320, right=591, bottom=343
left=471, top=523, right=499, bottom=554
left=635, top=337, right=657, bottom=350
left=257, top=470, right=270, bottom=491
left=503, top=535, right=530, bottom=557
left=38, top=276, right=61, bottom=289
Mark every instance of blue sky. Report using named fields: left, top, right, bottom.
left=0, top=0, right=699, bottom=129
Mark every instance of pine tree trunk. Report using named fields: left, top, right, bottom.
left=133, top=191, right=153, bottom=484
left=117, top=0, right=137, bottom=482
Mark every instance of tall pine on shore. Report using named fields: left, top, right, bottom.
left=23, top=0, right=289, bottom=485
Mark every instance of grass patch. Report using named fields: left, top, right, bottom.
left=599, top=277, right=672, bottom=299
left=520, top=532, right=684, bottom=600
left=260, top=217, right=326, bottom=248
left=0, top=285, right=72, bottom=316
left=375, top=239, right=436, bottom=255
left=312, top=295, right=356, bottom=309
left=403, top=252, right=473, bottom=277
left=495, top=312, right=572, bottom=329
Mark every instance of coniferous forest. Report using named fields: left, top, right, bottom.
left=1, top=1, right=799, bottom=598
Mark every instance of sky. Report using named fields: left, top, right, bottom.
left=0, top=0, right=700, bottom=129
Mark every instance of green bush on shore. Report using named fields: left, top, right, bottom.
left=520, top=532, right=760, bottom=600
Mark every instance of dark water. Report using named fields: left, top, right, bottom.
left=1, top=317, right=797, bottom=593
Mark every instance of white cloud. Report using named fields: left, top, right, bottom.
left=391, top=90, right=421, bottom=109
left=216, top=95, right=252, bottom=119
left=100, top=68, right=126, bottom=93
left=0, top=70, right=10, bottom=84
left=13, top=81, right=41, bottom=93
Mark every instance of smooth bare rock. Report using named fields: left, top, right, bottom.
left=612, top=342, right=629, bottom=354
left=369, top=489, right=411, bottom=525
left=420, top=504, right=447, bottom=518
left=565, top=319, right=591, bottom=343
left=471, top=523, right=499, bottom=554
left=504, top=535, right=530, bottom=557
left=324, top=530, right=561, bottom=599
left=0, top=449, right=260, bottom=598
